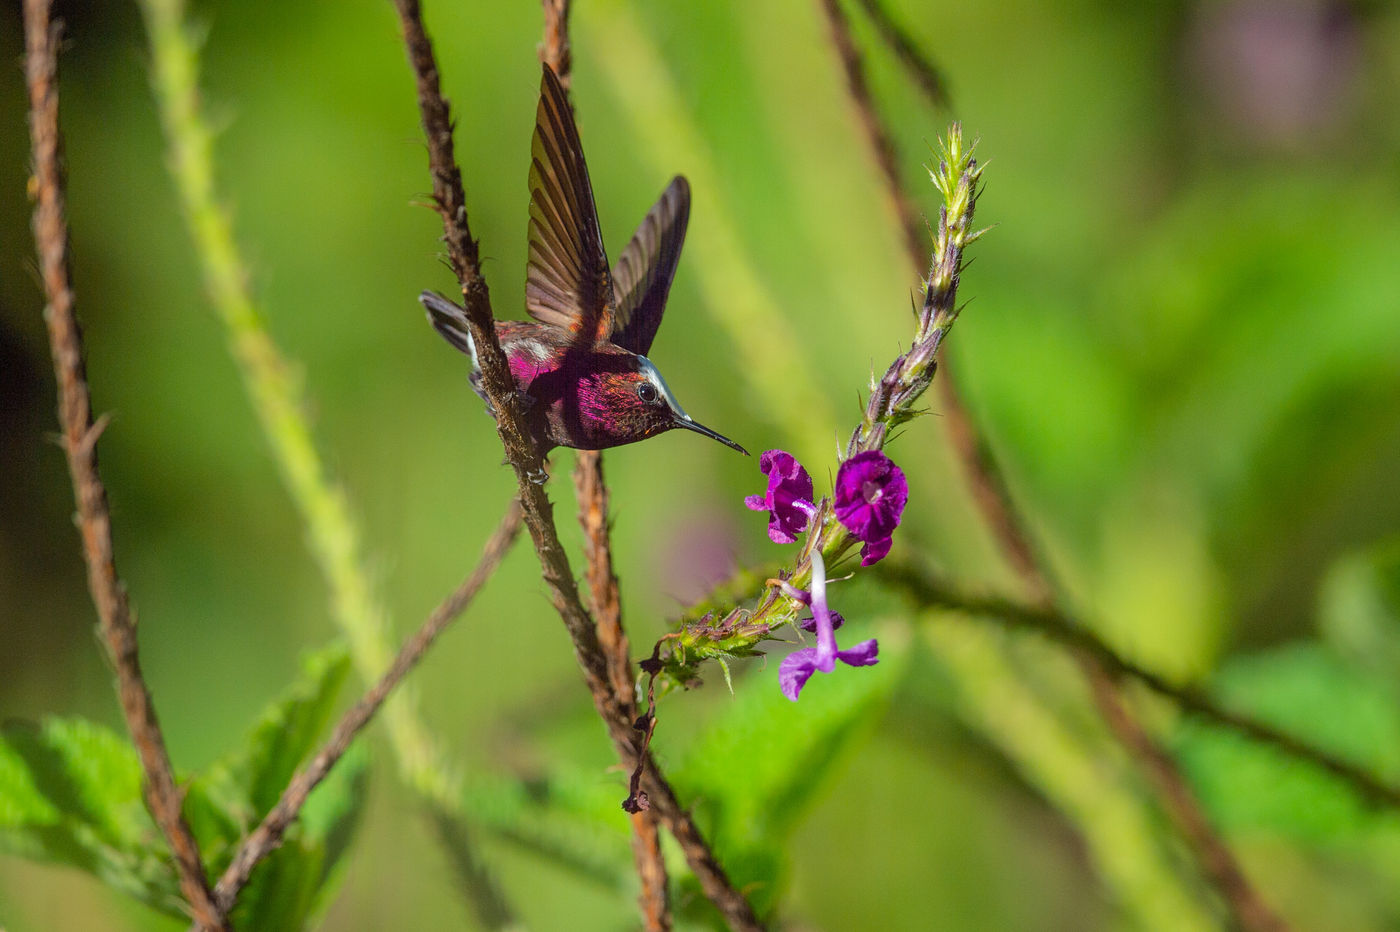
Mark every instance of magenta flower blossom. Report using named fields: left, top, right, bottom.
left=745, top=449, right=817, bottom=544
left=833, top=451, right=908, bottom=566
left=779, top=551, right=879, bottom=701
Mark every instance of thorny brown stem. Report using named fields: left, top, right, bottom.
left=23, top=4, right=226, bottom=929
left=575, top=450, right=672, bottom=932
left=205, top=500, right=524, bottom=919
left=389, top=2, right=757, bottom=927
left=818, top=2, right=1288, bottom=929
left=850, top=0, right=951, bottom=109
left=544, top=2, right=672, bottom=924
left=539, top=0, right=573, bottom=91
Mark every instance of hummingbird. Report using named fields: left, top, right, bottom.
left=421, top=64, right=748, bottom=458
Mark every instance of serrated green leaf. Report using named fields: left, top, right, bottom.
left=242, top=644, right=353, bottom=816
left=1, top=718, right=146, bottom=845
left=230, top=741, right=369, bottom=932
left=0, top=717, right=184, bottom=917
left=670, top=620, right=909, bottom=917
left=186, top=644, right=366, bottom=931
left=190, top=642, right=352, bottom=850
left=1174, top=642, right=1400, bottom=842
left=301, top=738, right=370, bottom=922
left=0, top=725, right=62, bottom=829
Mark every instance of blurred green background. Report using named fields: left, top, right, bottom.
left=4, top=0, right=1400, bottom=928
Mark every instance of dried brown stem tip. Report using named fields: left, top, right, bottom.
left=23, top=2, right=225, bottom=929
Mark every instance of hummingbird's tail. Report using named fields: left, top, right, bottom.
left=420, top=291, right=479, bottom=369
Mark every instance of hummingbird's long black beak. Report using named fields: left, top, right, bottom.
left=676, top=416, right=749, bottom=455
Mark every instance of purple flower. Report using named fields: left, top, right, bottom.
left=833, top=451, right=908, bottom=566
left=745, top=449, right=817, bottom=544
left=654, top=511, right=741, bottom=604
left=779, top=551, right=879, bottom=701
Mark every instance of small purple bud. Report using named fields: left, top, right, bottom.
left=744, top=449, right=816, bottom=544
left=798, top=610, right=844, bottom=633
left=833, top=451, right=908, bottom=566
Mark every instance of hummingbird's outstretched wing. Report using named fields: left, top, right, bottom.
left=525, top=64, right=613, bottom=343
left=609, top=176, right=690, bottom=357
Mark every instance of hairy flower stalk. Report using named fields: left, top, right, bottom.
left=648, top=126, right=981, bottom=692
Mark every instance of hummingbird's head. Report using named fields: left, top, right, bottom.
left=582, top=354, right=748, bottom=455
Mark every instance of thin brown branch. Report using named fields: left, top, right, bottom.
left=388, top=3, right=757, bottom=927
left=538, top=0, right=573, bottom=91
left=550, top=4, right=671, bottom=917
left=207, top=499, right=524, bottom=917
left=819, top=0, right=927, bottom=281
left=576, top=452, right=673, bottom=931
left=851, top=0, right=951, bottom=109
left=877, top=563, right=1400, bottom=811
left=23, top=4, right=225, bottom=929
left=1085, top=674, right=1286, bottom=932
left=817, top=3, right=1287, bottom=929
left=574, top=455, right=629, bottom=702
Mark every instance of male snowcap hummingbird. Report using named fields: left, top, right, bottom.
left=421, top=65, right=748, bottom=457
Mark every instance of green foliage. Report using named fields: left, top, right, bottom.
left=7, top=0, right=1400, bottom=926
left=456, top=764, right=632, bottom=892
left=0, top=644, right=364, bottom=930
left=670, top=619, right=909, bottom=920
left=192, top=644, right=353, bottom=830
left=192, top=643, right=365, bottom=931
left=1174, top=642, right=1400, bottom=843
left=0, top=717, right=182, bottom=915
left=1320, top=537, right=1400, bottom=678
left=224, top=740, right=368, bottom=932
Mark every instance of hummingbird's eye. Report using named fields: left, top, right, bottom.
left=637, top=382, right=659, bottom=404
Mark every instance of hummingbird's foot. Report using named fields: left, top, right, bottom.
left=525, top=464, right=549, bottom=485
left=510, top=390, right=537, bottom=416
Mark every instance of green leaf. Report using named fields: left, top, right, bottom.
left=186, top=642, right=353, bottom=863
left=670, top=619, right=909, bottom=918
left=1174, top=642, right=1400, bottom=842
left=1319, top=539, right=1400, bottom=678
left=456, top=764, right=632, bottom=892
left=220, top=643, right=353, bottom=819
left=0, top=717, right=183, bottom=917
left=185, top=642, right=361, bottom=930
left=0, top=717, right=145, bottom=844
left=230, top=741, right=369, bottom=932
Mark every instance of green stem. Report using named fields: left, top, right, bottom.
left=137, top=2, right=517, bottom=927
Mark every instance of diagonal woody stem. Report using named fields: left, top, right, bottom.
left=23, top=4, right=225, bottom=929
left=541, top=3, right=672, bottom=925
left=850, top=0, right=951, bottom=109
left=574, top=451, right=673, bottom=932
left=204, top=500, right=523, bottom=918
left=817, top=1, right=1287, bottom=929
left=389, top=2, right=756, bottom=927
left=875, top=562, right=1400, bottom=810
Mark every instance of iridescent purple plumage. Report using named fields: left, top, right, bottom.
left=422, top=65, right=746, bottom=458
